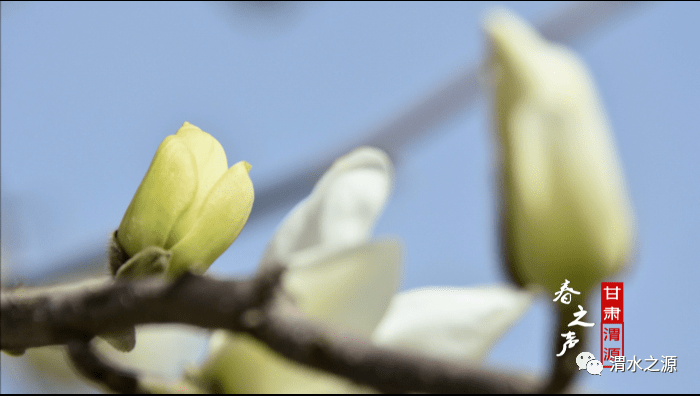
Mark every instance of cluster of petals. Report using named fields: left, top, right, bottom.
left=196, top=147, right=533, bottom=393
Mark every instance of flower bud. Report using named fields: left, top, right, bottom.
left=117, top=122, right=254, bottom=277
left=483, top=9, right=635, bottom=293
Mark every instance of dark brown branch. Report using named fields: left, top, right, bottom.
left=2, top=268, right=537, bottom=393
left=1, top=266, right=284, bottom=350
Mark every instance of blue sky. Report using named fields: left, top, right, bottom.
left=2, top=2, right=699, bottom=393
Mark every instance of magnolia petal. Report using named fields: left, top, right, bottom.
left=164, top=122, right=229, bottom=249
left=117, top=135, right=197, bottom=257
left=284, top=239, right=402, bottom=337
left=168, top=161, right=254, bottom=276
left=197, top=332, right=361, bottom=394
left=261, top=147, right=393, bottom=268
left=371, top=285, right=533, bottom=361
left=93, top=325, right=210, bottom=380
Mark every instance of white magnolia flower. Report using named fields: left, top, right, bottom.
left=196, top=147, right=534, bottom=393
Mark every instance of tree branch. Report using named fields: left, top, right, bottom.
left=1, top=266, right=284, bottom=351
left=2, top=268, right=542, bottom=393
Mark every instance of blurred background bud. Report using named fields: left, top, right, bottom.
left=483, top=8, right=635, bottom=294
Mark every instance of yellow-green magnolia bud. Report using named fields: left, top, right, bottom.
left=483, top=9, right=635, bottom=293
left=117, top=122, right=254, bottom=277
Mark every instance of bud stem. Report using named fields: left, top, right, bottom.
left=541, top=299, right=590, bottom=393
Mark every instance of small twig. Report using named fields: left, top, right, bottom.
left=67, top=338, right=139, bottom=394
left=244, top=2, right=641, bottom=221
left=66, top=336, right=206, bottom=394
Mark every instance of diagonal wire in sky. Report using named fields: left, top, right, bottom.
left=17, top=1, right=642, bottom=284
left=249, top=1, right=640, bottom=221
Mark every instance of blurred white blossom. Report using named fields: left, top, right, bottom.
left=197, top=147, right=533, bottom=393
left=372, top=285, right=533, bottom=363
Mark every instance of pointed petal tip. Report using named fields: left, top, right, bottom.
left=482, top=7, right=522, bottom=31
left=241, top=161, right=252, bottom=173
left=346, top=146, right=392, bottom=168
left=482, top=7, right=540, bottom=49
left=331, top=146, right=394, bottom=192
left=177, top=121, right=206, bottom=135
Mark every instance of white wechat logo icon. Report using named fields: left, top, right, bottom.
left=576, top=352, right=595, bottom=370
left=586, top=359, right=603, bottom=376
